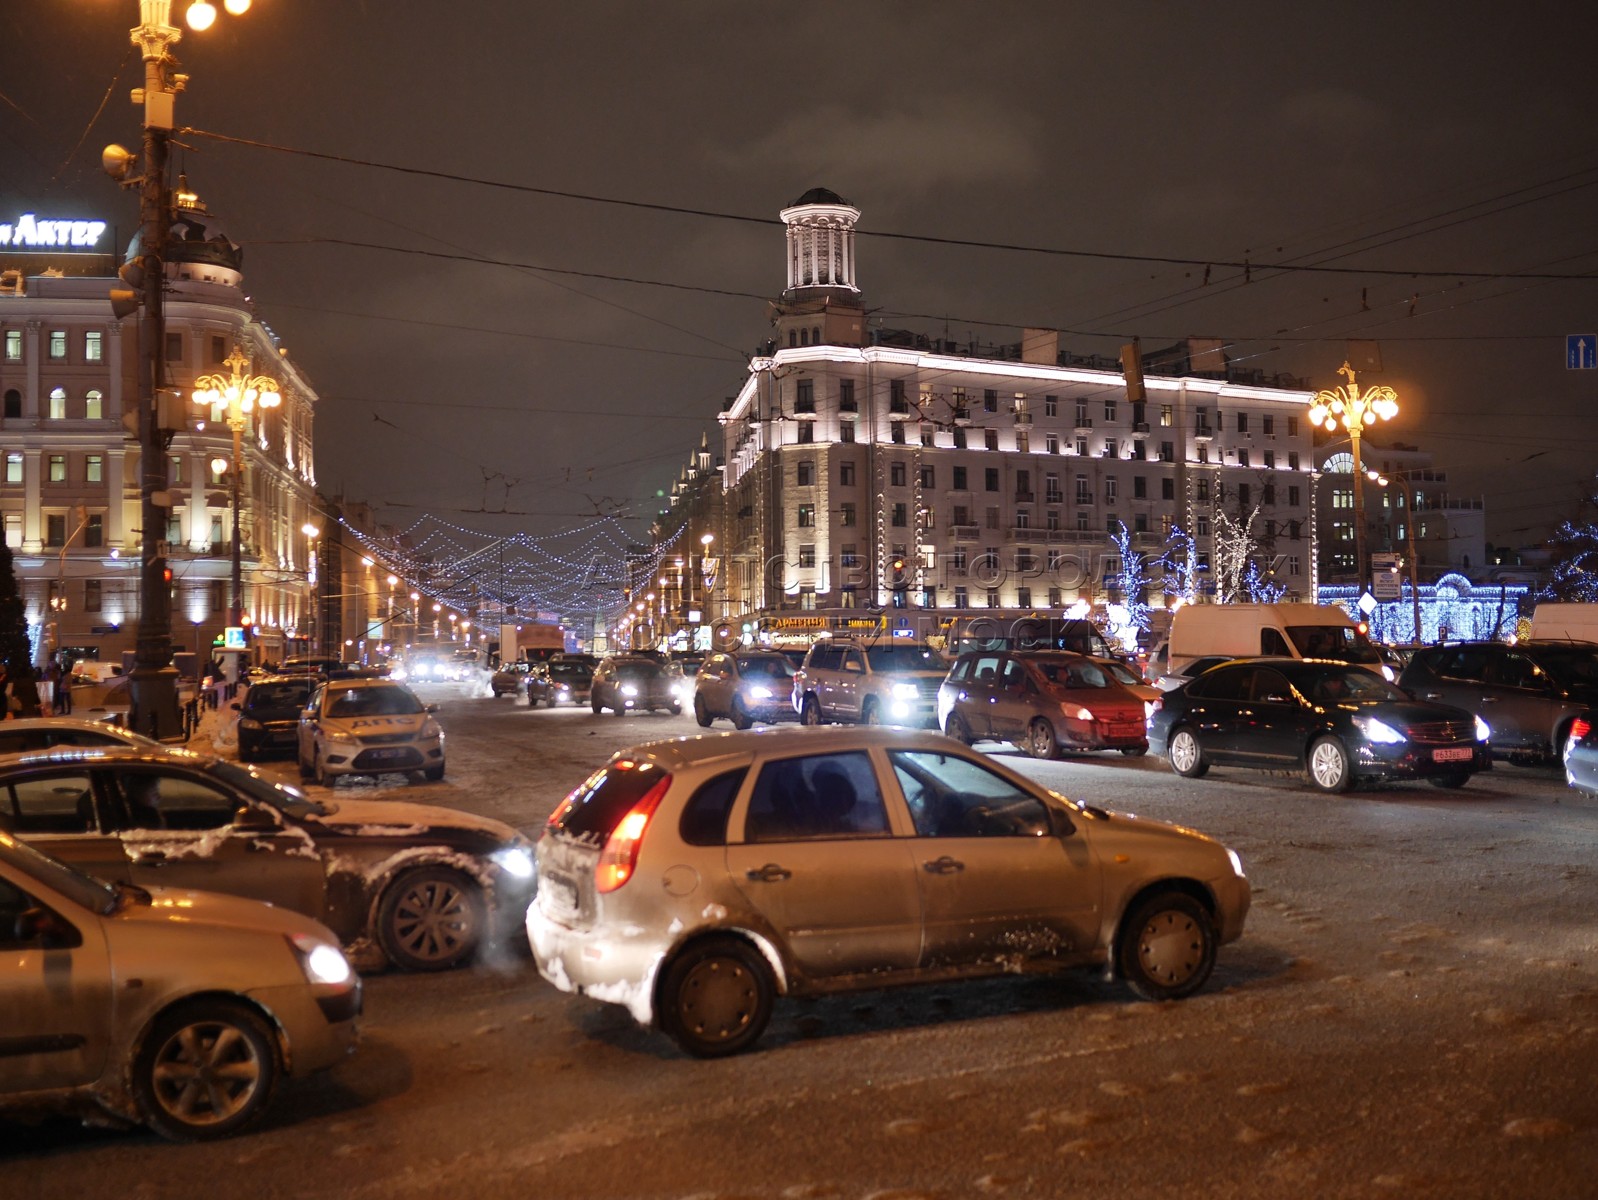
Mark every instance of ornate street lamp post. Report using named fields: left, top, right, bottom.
left=193, top=345, right=280, bottom=631
left=1308, top=362, right=1399, bottom=596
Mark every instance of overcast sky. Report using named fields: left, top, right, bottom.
left=4, top=0, right=1596, bottom=561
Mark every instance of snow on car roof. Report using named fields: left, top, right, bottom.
left=615, top=725, right=961, bottom=770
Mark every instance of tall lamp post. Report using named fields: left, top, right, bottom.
left=104, top=0, right=262, bottom=738
left=301, top=523, right=320, bottom=653
left=193, top=345, right=279, bottom=632
left=1308, top=362, right=1399, bottom=596
left=1366, top=468, right=1425, bottom=641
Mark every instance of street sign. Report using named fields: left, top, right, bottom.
left=1371, top=554, right=1402, bottom=601
left=1569, top=335, right=1597, bottom=370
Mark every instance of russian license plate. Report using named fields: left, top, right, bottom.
left=1433, top=746, right=1473, bottom=763
left=367, top=747, right=408, bottom=760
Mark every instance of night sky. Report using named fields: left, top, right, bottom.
left=4, top=1, right=1596, bottom=559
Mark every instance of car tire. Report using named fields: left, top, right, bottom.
left=313, top=751, right=334, bottom=789
left=591, top=697, right=602, bottom=715
left=669, top=703, right=683, bottom=716
left=861, top=699, right=882, bottom=726
left=1117, top=892, right=1217, bottom=1002
left=945, top=712, right=974, bottom=745
left=614, top=703, right=628, bottom=716
left=693, top=695, right=713, bottom=728
left=1120, top=744, right=1149, bottom=757
left=800, top=696, right=823, bottom=726
left=1167, top=728, right=1209, bottom=779
left=424, top=763, right=445, bottom=782
left=1428, top=771, right=1471, bottom=789
left=237, top=743, right=254, bottom=764
left=133, top=999, right=280, bottom=1142
left=296, top=747, right=313, bottom=779
left=1307, top=736, right=1353, bottom=793
left=378, top=866, right=484, bottom=972
left=731, top=698, right=754, bottom=730
left=526, top=693, right=538, bottom=708
left=658, top=936, right=775, bottom=1059
left=1026, top=717, right=1060, bottom=760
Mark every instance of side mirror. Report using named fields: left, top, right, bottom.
left=232, top=805, right=279, bottom=832
left=425, top=703, right=440, bottom=714
left=230, top=701, right=241, bottom=711
left=13, top=906, right=80, bottom=949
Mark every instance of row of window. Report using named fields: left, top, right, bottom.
left=4, top=451, right=208, bottom=486
left=2, top=388, right=108, bottom=421
left=10, top=577, right=232, bottom=614
left=3, top=511, right=104, bottom=548
left=2, top=328, right=236, bottom=366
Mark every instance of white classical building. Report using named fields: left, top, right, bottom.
left=0, top=184, right=321, bottom=669
left=646, top=188, right=1323, bottom=649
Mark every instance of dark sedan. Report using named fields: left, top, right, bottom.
left=232, top=675, right=318, bottom=762
left=590, top=656, right=681, bottom=716
left=1149, top=658, right=1490, bottom=793
left=0, top=746, right=536, bottom=971
left=528, top=658, right=594, bottom=707
left=1564, top=712, right=1598, bottom=796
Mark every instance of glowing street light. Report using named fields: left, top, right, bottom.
left=1308, top=361, right=1399, bottom=594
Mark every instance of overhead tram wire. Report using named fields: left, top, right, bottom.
left=186, top=127, right=1598, bottom=285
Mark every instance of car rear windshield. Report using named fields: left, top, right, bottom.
left=548, top=761, right=672, bottom=844
left=1532, top=647, right=1598, bottom=688
left=548, top=661, right=592, bottom=681
left=864, top=646, right=945, bottom=672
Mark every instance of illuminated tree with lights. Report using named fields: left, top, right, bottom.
left=0, top=540, right=42, bottom=715
left=1159, top=525, right=1199, bottom=603
left=1106, top=521, right=1153, bottom=631
left=1213, top=503, right=1264, bottom=604
left=1539, top=475, right=1598, bottom=602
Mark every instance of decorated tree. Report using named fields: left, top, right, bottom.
left=1106, top=521, right=1153, bottom=632
left=1213, top=503, right=1264, bottom=604
left=1539, top=476, right=1598, bottom=602
left=0, top=541, right=42, bottom=715
left=1159, top=524, right=1199, bottom=603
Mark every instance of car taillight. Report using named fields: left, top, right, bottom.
left=595, top=774, right=672, bottom=893
left=1572, top=718, right=1592, bottom=743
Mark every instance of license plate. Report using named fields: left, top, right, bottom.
left=544, top=876, right=578, bottom=914
left=366, top=747, right=409, bottom=760
left=1433, top=746, right=1473, bottom=763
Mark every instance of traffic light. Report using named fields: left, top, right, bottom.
left=888, top=557, right=910, bottom=591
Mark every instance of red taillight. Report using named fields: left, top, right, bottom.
left=1572, top=718, right=1592, bottom=743
left=594, top=774, right=672, bottom=893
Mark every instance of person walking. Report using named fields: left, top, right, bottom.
left=56, top=657, right=73, bottom=715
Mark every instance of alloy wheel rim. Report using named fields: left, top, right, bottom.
left=150, top=1021, right=262, bottom=1127
left=1312, top=742, right=1345, bottom=787
left=1171, top=732, right=1197, bottom=772
left=392, top=879, right=473, bottom=962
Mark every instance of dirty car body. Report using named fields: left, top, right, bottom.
left=529, top=726, right=1249, bottom=1057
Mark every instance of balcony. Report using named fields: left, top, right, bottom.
left=1044, top=492, right=1064, bottom=505
left=1194, top=424, right=1214, bottom=442
left=888, top=400, right=912, bottom=421
left=1014, top=490, right=1035, bottom=503
left=1131, top=422, right=1151, bottom=439
left=949, top=524, right=980, bottom=541
left=952, top=405, right=972, bottom=425
left=1073, top=418, right=1093, bottom=433
left=1013, top=411, right=1033, bottom=425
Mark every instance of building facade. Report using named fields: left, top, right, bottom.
left=638, top=189, right=1320, bottom=651
left=0, top=187, right=320, bottom=670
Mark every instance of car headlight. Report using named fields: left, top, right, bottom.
left=1353, top=715, right=1407, bottom=745
left=556, top=684, right=570, bottom=694
left=745, top=684, right=773, bottom=701
left=890, top=682, right=920, bottom=700
left=1061, top=703, right=1095, bottom=721
left=1475, top=715, right=1491, bottom=743
left=289, top=933, right=353, bottom=987
left=1143, top=701, right=1155, bottom=720
left=420, top=718, right=442, bottom=738
left=325, top=728, right=358, bottom=743
left=1227, top=848, right=1246, bottom=878
left=621, top=684, right=639, bottom=697
left=238, top=716, right=262, bottom=730
left=1381, top=664, right=1396, bottom=682
left=490, top=846, right=536, bottom=881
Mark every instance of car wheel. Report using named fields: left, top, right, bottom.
left=1120, top=744, right=1149, bottom=757
left=590, top=697, right=602, bottom=715
left=669, top=703, right=682, bottom=716
left=1167, top=728, right=1209, bottom=779
left=424, top=762, right=445, bottom=782
left=861, top=699, right=882, bottom=726
left=1026, top=717, right=1060, bottom=760
left=133, top=999, right=279, bottom=1142
left=1117, top=892, right=1217, bottom=1002
left=237, top=741, right=254, bottom=764
left=658, top=936, right=775, bottom=1059
left=1428, top=771, right=1471, bottom=789
left=614, top=703, right=628, bottom=716
left=945, top=712, right=974, bottom=745
left=378, top=866, right=484, bottom=971
left=297, top=748, right=313, bottom=780
left=313, top=752, right=334, bottom=789
left=693, top=695, right=713, bottom=728
left=526, top=693, right=538, bottom=708
left=731, top=698, right=754, bottom=730
left=1307, top=736, right=1353, bottom=793
left=800, top=696, right=822, bottom=726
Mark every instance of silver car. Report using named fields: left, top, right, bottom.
left=692, top=650, right=797, bottom=729
left=0, top=830, right=360, bottom=1141
left=297, top=678, right=446, bottom=785
left=529, top=727, right=1250, bottom=1058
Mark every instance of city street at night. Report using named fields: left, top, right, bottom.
left=9, top=682, right=1596, bottom=1199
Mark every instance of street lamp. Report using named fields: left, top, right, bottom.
left=193, top=345, right=280, bottom=631
left=301, top=522, right=320, bottom=653
left=1365, top=468, right=1425, bottom=641
left=1308, top=362, right=1399, bottom=595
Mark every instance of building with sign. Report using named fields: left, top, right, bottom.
left=638, top=188, right=1321, bottom=653
left=0, top=186, right=322, bottom=673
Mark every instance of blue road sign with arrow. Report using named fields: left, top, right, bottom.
left=1569, top=335, right=1597, bottom=370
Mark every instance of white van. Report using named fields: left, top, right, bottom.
left=1165, top=602, right=1385, bottom=675
left=1528, top=603, right=1598, bottom=644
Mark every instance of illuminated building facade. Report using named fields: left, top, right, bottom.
left=0, top=186, right=320, bottom=670
left=649, top=189, right=1322, bottom=650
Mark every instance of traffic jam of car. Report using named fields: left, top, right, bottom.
left=4, top=606, right=1593, bottom=1140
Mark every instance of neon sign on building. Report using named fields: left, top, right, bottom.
left=0, top=214, right=109, bottom=250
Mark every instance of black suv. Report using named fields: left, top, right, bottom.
left=1397, top=640, right=1598, bottom=760
left=233, top=674, right=318, bottom=762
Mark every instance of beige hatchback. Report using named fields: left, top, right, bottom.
left=529, top=727, right=1250, bottom=1057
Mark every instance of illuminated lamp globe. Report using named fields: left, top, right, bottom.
left=185, top=2, right=217, bottom=31
left=225, top=0, right=253, bottom=14
left=210, top=456, right=229, bottom=475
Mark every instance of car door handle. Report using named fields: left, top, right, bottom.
left=1480, top=696, right=1499, bottom=704
left=745, top=863, right=792, bottom=882
left=923, top=856, right=965, bottom=874
left=1424, top=693, right=1442, bottom=701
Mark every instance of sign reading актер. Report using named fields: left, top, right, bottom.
left=0, top=214, right=109, bottom=250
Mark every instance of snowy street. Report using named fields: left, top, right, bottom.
left=10, top=680, right=1597, bottom=1199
